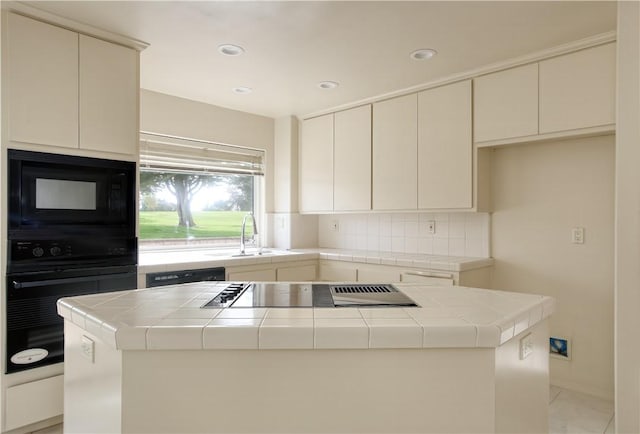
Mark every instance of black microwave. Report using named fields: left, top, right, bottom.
left=8, top=149, right=136, bottom=238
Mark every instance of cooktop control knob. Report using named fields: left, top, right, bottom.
left=32, top=247, right=44, bottom=257
left=50, top=246, right=62, bottom=256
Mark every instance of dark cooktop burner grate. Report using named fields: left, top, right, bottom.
left=331, top=284, right=397, bottom=294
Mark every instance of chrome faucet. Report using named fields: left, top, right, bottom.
left=240, top=212, right=258, bottom=255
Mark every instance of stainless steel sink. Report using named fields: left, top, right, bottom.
left=206, top=249, right=277, bottom=258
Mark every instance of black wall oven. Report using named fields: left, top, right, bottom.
left=6, top=150, right=138, bottom=373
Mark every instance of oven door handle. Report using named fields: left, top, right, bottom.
left=12, top=273, right=133, bottom=289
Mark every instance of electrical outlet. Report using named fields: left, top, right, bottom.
left=571, top=227, right=585, bottom=244
left=427, top=220, right=436, bottom=235
left=519, top=333, right=533, bottom=360
left=81, top=335, right=95, bottom=363
left=331, top=220, right=339, bottom=232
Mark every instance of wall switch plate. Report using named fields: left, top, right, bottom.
left=519, top=333, right=533, bottom=360
left=331, top=220, right=339, bottom=232
left=81, top=335, right=95, bottom=363
left=427, top=220, right=436, bottom=235
left=571, top=227, right=585, bottom=244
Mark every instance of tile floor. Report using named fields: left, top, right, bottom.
left=550, top=386, right=615, bottom=434
left=32, top=385, right=615, bottom=434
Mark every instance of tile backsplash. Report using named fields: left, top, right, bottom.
left=318, top=212, right=490, bottom=258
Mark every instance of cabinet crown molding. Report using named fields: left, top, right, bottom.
left=3, top=2, right=149, bottom=51
left=302, top=30, right=616, bottom=120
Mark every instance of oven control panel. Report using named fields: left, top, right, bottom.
left=11, top=240, right=73, bottom=260
left=7, top=238, right=137, bottom=273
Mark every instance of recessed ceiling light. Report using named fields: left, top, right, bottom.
left=233, top=86, right=252, bottom=95
left=410, top=48, right=437, bottom=61
left=218, top=44, right=245, bottom=56
left=317, top=81, right=339, bottom=90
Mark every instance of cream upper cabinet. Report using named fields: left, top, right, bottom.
left=6, top=13, right=139, bottom=156
left=79, top=35, right=138, bottom=155
left=299, top=114, right=334, bottom=212
left=418, top=80, right=472, bottom=209
left=334, top=105, right=371, bottom=211
left=539, top=43, right=616, bottom=134
left=8, top=13, right=79, bottom=148
left=372, top=94, right=418, bottom=210
left=473, top=63, right=539, bottom=143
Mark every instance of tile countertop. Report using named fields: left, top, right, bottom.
left=57, top=282, right=553, bottom=352
left=139, top=247, right=494, bottom=273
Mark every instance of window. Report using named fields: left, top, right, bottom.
left=139, top=132, right=264, bottom=249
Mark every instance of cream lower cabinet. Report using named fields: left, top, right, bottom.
left=318, top=260, right=492, bottom=288
left=318, top=262, right=358, bottom=281
left=227, top=267, right=277, bottom=282
left=372, top=94, right=418, bottom=210
left=418, top=80, right=473, bottom=209
left=276, top=264, right=317, bottom=281
left=226, top=261, right=317, bottom=282
left=5, top=375, right=63, bottom=431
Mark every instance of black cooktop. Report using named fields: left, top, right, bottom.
left=202, top=283, right=419, bottom=308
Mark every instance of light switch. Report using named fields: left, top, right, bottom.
left=571, top=227, right=585, bottom=244
left=81, top=335, right=95, bottom=363
left=519, top=333, right=533, bottom=360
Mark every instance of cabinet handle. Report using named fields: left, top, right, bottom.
left=402, top=271, right=453, bottom=280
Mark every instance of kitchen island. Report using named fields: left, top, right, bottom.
left=58, top=282, right=553, bottom=433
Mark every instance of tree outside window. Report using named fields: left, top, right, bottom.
left=139, top=170, right=255, bottom=244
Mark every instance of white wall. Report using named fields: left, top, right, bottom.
left=318, top=212, right=490, bottom=257
left=139, top=89, right=275, bottom=211
left=273, top=116, right=298, bottom=213
left=615, top=2, right=640, bottom=431
left=269, top=116, right=318, bottom=249
left=490, top=135, right=615, bottom=400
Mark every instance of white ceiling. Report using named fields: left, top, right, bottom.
left=26, top=1, right=617, bottom=119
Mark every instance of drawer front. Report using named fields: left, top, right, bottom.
left=6, top=374, right=63, bottom=430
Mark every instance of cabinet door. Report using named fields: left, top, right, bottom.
left=319, top=262, right=358, bottom=282
left=400, top=272, right=454, bottom=286
left=372, top=94, right=417, bottom=210
left=334, top=105, right=372, bottom=211
left=418, top=80, right=472, bottom=209
left=80, top=35, right=138, bottom=155
left=539, top=43, right=616, bottom=133
left=227, top=268, right=276, bottom=281
left=5, top=375, right=63, bottom=431
left=473, top=63, right=539, bottom=142
left=299, top=114, right=334, bottom=212
left=357, top=266, right=401, bottom=283
left=8, top=13, right=78, bottom=148
left=277, top=264, right=317, bottom=281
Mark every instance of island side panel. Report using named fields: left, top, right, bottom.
left=63, top=321, right=123, bottom=433
left=119, top=348, right=497, bottom=434
left=495, top=320, right=550, bottom=433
